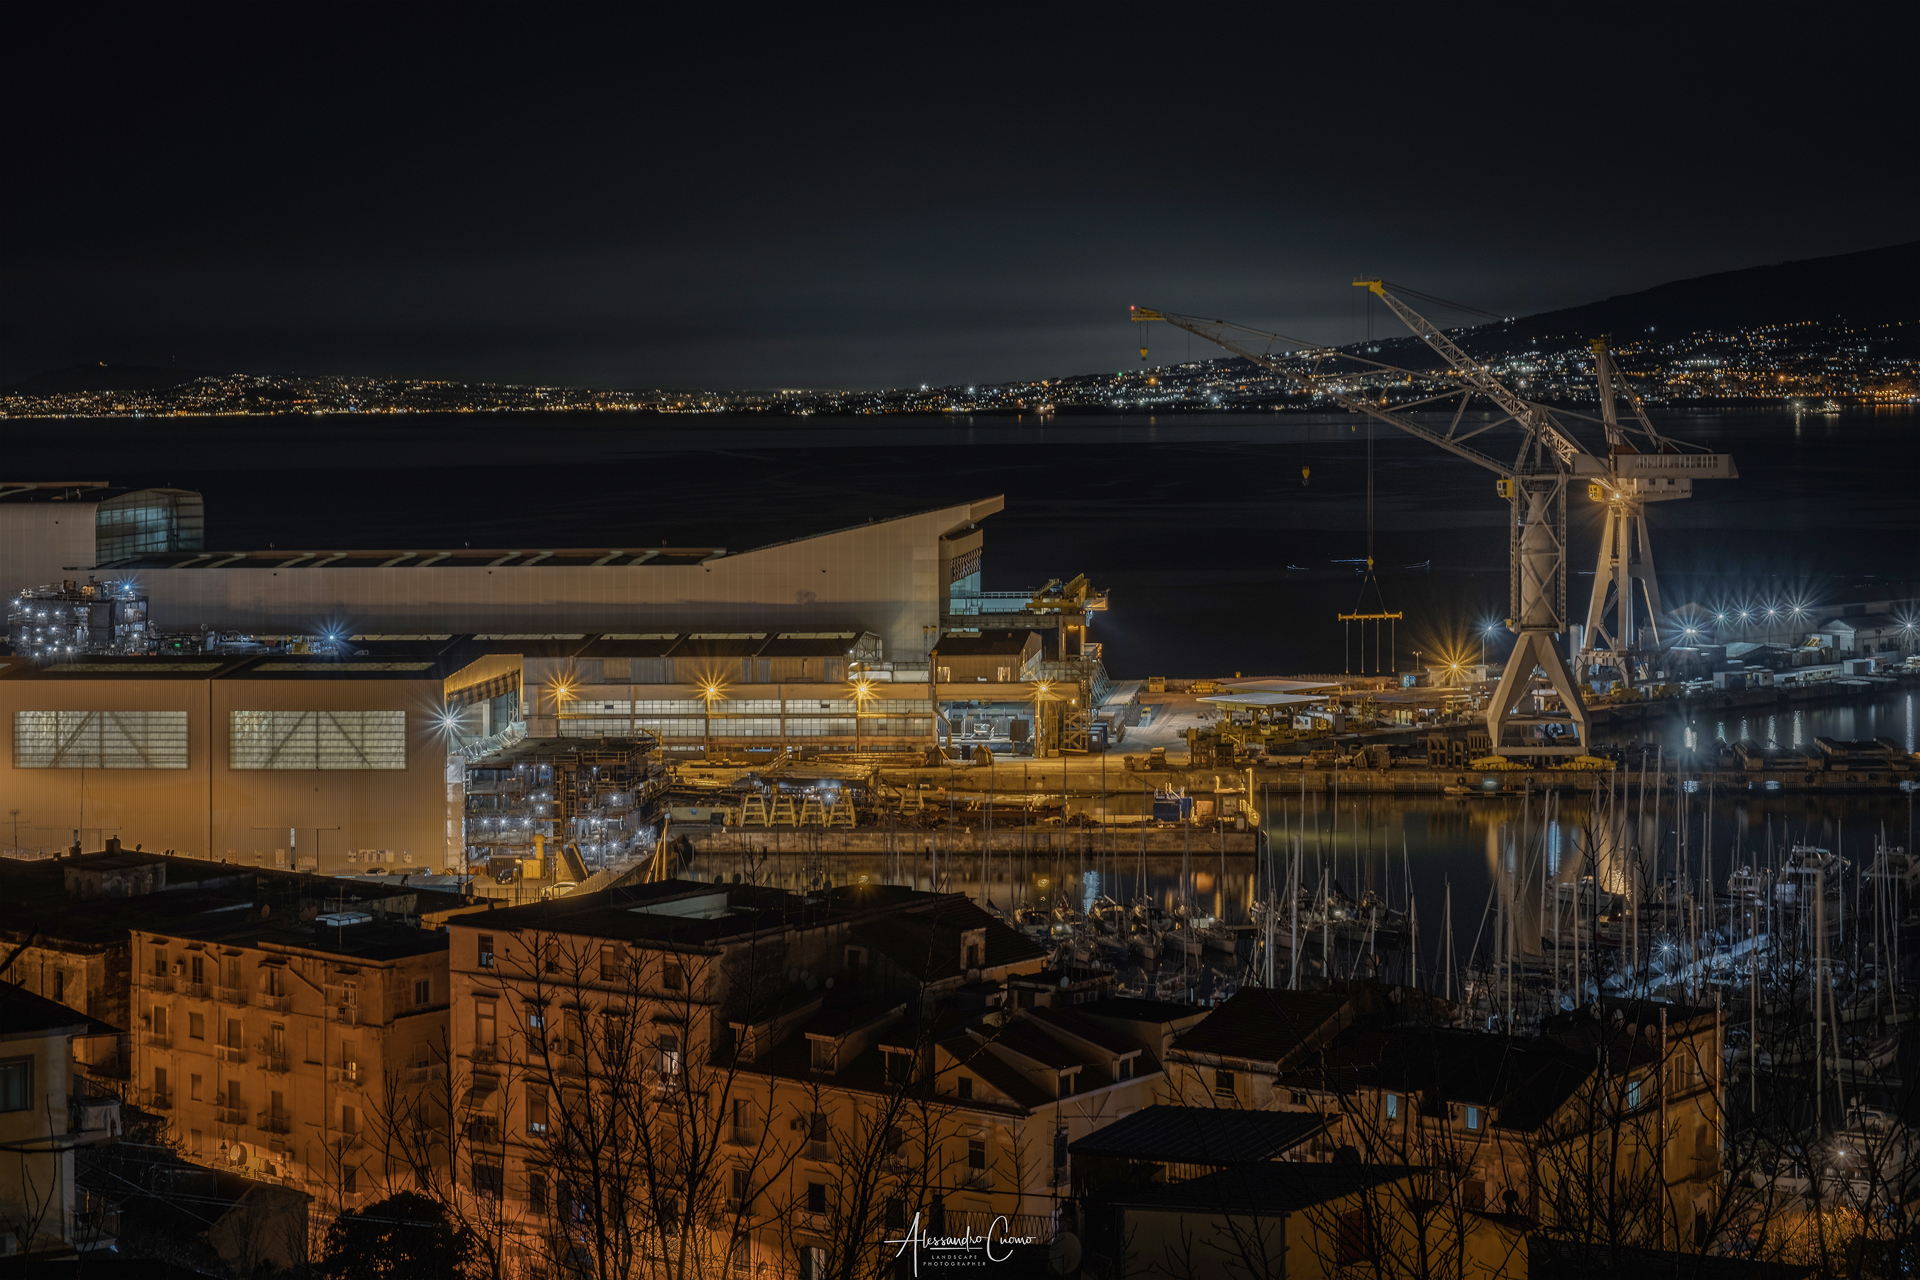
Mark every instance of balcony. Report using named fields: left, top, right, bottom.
left=469, top=1045, right=498, bottom=1065
left=256, top=1048, right=290, bottom=1075
left=256, top=992, right=291, bottom=1013
left=333, top=1004, right=361, bottom=1027
left=142, top=1031, right=171, bottom=1049
left=74, top=1202, right=121, bottom=1249
left=727, top=1126, right=762, bottom=1148
left=216, top=1105, right=247, bottom=1126
left=69, top=1096, right=121, bottom=1144
left=215, top=1044, right=247, bottom=1065
left=257, top=1111, right=293, bottom=1135
left=807, top=1140, right=834, bottom=1163
left=181, top=982, right=210, bottom=1001
left=140, top=973, right=175, bottom=993
left=215, top=985, right=246, bottom=1006
left=331, top=1130, right=364, bottom=1150
left=405, top=1062, right=447, bottom=1085
left=329, top=1064, right=364, bottom=1089
left=141, top=1088, right=172, bottom=1112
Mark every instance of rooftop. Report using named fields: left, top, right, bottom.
left=0, top=850, right=467, bottom=950
left=1108, top=1161, right=1417, bottom=1215
left=0, top=977, right=118, bottom=1039
left=1172, top=987, right=1355, bottom=1063
left=1068, top=1104, right=1326, bottom=1165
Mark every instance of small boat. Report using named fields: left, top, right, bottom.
left=1829, top=1032, right=1900, bottom=1077
left=1160, top=925, right=1204, bottom=960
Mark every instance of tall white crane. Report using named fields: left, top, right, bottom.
left=1132, top=281, right=1734, bottom=758
left=1577, top=338, right=1736, bottom=686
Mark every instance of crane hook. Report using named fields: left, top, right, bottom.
left=1301, top=465, right=1311, bottom=487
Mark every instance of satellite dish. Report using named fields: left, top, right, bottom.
left=1049, top=1231, right=1082, bottom=1275
left=228, top=1143, right=249, bottom=1167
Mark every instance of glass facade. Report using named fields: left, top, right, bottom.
left=94, top=490, right=205, bottom=562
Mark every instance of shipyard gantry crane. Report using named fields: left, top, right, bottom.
left=1132, top=283, right=1735, bottom=757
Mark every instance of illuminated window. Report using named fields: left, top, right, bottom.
left=228, top=710, right=406, bottom=770
left=14, top=711, right=189, bottom=769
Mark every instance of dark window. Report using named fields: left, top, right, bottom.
left=1337, top=1208, right=1374, bottom=1264
left=528, top=1172, right=548, bottom=1214
left=52, top=970, right=64, bottom=1002
left=0, top=1058, right=30, bottom=1112
left=1059, top=1070, right=1075, bottom=1098
left=1214, top=1069, right=1235, bottom=1097
left=731, top=1168, right=751, bottom=1206
left=414, top=978, right=431, bottom=1006
left=474, top=1162, right=503, bottom=1199
left=968, top=1139, right=986, bottom=1171
left=344, top=1165, right=358, bottom=1194
left=885, top=1197, right=907, bottom=1230
left=664, top=961, right=685, bottom=991
left=957, top=1076, right=973, bottom=1101
left=885, top=1051, right=910, bottom=1086
left=806, top=1181, right=827, bottom=1214
left=1117, top=1056, right=1133, bottom=1081
left=477, top=935, right=495, bottom=969
left=1053, top=1128, right=1069, bottom=1171
left=527, top=1089, right=549, bottom=1134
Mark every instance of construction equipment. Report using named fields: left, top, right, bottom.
left=1575, top=338, right=1737, bottom=687
left=1130, top=285, right=1735, bottom=757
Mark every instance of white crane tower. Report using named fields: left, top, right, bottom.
left=1132, top=281, right=1736, bottom=758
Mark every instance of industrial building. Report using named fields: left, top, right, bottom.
left=0, top=483, right=1016, bottom=661
left=0, top=483, right=1114, bottom=871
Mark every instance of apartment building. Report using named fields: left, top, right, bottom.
left=0, top=983, right=121, bottom=1259
left=439, top=878, right=1174, bottom=1279
left=1165, top=985, right=1724, bottom=1246
left=128, top=907, right=451, bottom=1214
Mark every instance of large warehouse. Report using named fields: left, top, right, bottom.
left=0, top=484, right=1115, bottom=864
left=0, top=483, right=1006, bottom=659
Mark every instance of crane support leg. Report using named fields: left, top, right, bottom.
left=1489, top=629, right=1589, bottom=757
left=1495, top=477, right=1587, bottom=755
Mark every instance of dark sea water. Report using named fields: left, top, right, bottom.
left=14, top=405, right=1913, bottom=676
left=11, top=406, right=1916, bottom=946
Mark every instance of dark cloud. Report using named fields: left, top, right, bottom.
left=5, top=6, right=1915, bottom=387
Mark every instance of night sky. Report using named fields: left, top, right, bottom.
left=6, top=7, right=1916, bottom=391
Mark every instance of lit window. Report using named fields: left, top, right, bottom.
left=228, top=710, right=406, bottom=770
left=1386, top=1092, right=1399, bottom=1120
left=1465, top=1105, right=1482, bottom=1131
left=15, top=711, right=189, bottom=769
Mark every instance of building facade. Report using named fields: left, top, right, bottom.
left=127, top=912, right=451, bottom=1216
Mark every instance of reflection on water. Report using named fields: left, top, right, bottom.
left=685, top=776, right=1914, bottom=973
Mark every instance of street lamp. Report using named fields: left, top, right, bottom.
left=848, top=677, right=876, bottom=753
left=1031, top=681, right=1053, bottom=758
left=699, top=680, right=725, bottom=757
